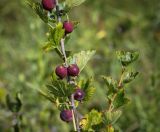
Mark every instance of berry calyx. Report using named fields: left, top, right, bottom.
left=63, top=21, right=74, bottom=34
left=60, top=110, right=72, bottom=122
left=55, top=65, right=67, bottom=79
left=42, top=0, right=56, bottom=11
left=74, top=88, right=85, bottom=101
left=67, top=64, right=79, bottom=77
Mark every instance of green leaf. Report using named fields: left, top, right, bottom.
left=123, top=71, right=139, bottom=84
left=26, top=1, right=48, bottom=23
left=102, top=76, right=118, bottom=98
left=67, top=50, right=96, bottom=72
left=116, top=51, right=139, bottom=66
left=83, top=87, right=96, bottom=102
left=49, top=23, right=65, bottom=47
left=66, top=0, right=86, bottom=8
left=43, top=23, right=65, bottom=54
left=104, top=110, right=122, bottom=125
left=80, top=109, right=103, bottom=131
left=78, top=78, right=92, bottom=91
left=42, top=41, right=56, bottom=52
left=47, top=80, right=74, bottom=98
left=113, top=89, right=130, bottom=109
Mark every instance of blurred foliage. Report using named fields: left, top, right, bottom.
left=0, top=0, right=160, bottom=131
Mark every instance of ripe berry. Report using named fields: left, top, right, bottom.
left=74, top=88, right=85, bottom=101
left=42, top=0, right=56, bottom=11
left=67, top=64, right=79, bottom=77
left=55, top=65, right=67, bottom=79
left=60, top=110, right=72, bottom=122
left=63, top=21, right=74, bottom=34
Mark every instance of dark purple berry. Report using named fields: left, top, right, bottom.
left=74, top=88, right=85, bottom=101
left=67, top=64, right=79, bottom=77
left=63, top=21, right=74, bottom=34
left=60, top=110, right=72, bottom=122
left=55, top=65, right=67, bottom=79
left=42, top=0, right=56, bottom=11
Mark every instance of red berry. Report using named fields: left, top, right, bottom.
left=63, top=21, right=74, bottom=34
left=55, top=65, right=67, bottom=79
left=67, top=64, right=79, bottom=77
left=42, top=0, right=56, bottom=11
left=74, top=88, right=85, bottom=101
left=60, top=110, right=72, bottom=122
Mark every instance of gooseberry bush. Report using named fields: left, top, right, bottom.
left=25, top=0, right=139, bottom=131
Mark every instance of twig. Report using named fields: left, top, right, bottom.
left=108, top=67, right=126, bottom=112
left=118, top=66, right=125, bottom=88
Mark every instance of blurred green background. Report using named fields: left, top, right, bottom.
left=0, top=0, right=160, bottom=131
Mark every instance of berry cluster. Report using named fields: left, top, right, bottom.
left=42, top=0, right=85, bottom=123
left=55, top=64, right=85, bottom=122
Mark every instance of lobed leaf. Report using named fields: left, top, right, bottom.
left=83, top=87, right=96, bottom=102
left=113, top=89, right=130, bottom=109
left=104, top=110, right=122, bottom=125
left=80, top=109, right=103, bottom=131
left=42, top=41, right=56, bottom=52
left=49, top=23, right=65, bottom=47
left=123, top=71, right=139, bottom=84
left=67, top=50, right=96, bottom=72
left=116, top=51, right=139, bottom=66
left=43, top=23, right=65, bottom=53
left=102, top=76, right=118, bottom=98
left=47, top=80, right=75, bottom=98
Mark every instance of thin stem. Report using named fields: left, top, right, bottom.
left=71, top=109, right=77, bottom=131
left=55, top=0, right=80, bottom=131
left=118, top=66, right=125, bottom=88
left=13, top=113, right=20, bottom=132
left=108, top=93, right=117, bottom=111
left=60, top=38, right=68, bottom=66
left=71, top=94, right=80, bottom=132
